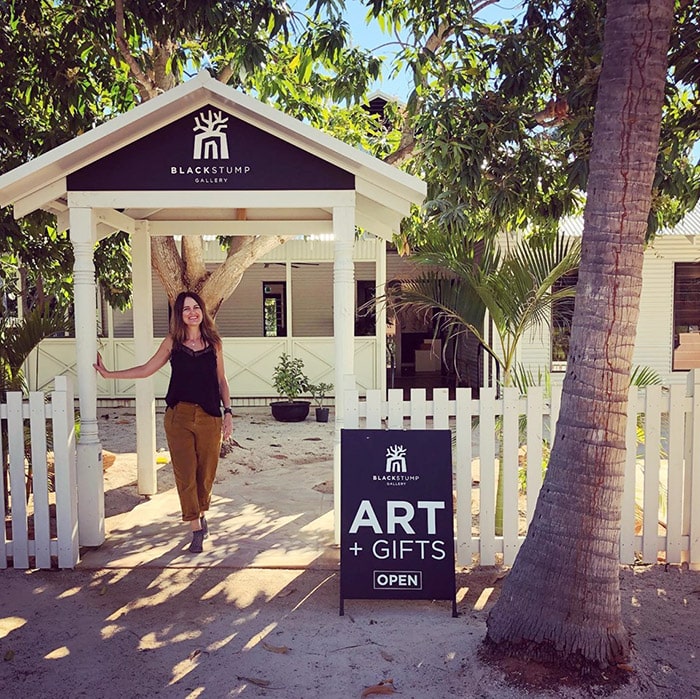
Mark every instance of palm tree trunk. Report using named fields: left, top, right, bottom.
left=486, top=0, right=673, bottom=668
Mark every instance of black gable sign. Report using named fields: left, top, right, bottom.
left=67, top=106, right=354, bottom=191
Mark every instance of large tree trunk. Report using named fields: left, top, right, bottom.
left=486, top=0, right=673, bottom=669
left=151, top=234, right=290, bottom=316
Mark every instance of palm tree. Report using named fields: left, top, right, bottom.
left=485, top=0, right=674, bottom=669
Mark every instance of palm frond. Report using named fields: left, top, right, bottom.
left=510, top=363, right=552, bottom=396
left=630, top=365, right=662, bottom=386
left=387, top=233, right=581, bottom=387
left=0, top=303, right=71, bottom=393
left=386, top=272, right=488, bottom=345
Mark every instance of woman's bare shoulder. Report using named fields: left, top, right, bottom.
left=159, top=335, right=175, bottom=353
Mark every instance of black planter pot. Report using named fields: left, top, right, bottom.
left=315, top=407, right=330, bottom=423
left=270, top=400, right=310, bottom=422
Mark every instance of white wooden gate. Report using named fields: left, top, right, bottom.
left=1, top=376, right=79, bottom=569
left=344, top=372, right=700, bottom=569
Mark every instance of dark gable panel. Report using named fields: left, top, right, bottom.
left=67, top=106, right=354, bottom=191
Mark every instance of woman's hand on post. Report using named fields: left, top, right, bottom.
left=93, top=352, right=110, bottom=378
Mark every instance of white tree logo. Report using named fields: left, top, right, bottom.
left=192, top=109, right=230, bottom=160
left=385, top=444, right=407, bottom=473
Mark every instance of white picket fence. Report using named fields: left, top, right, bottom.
left=2, top=373, right=698, bottom=572
left=344, top=371, right=700, bottom=569
left=0, top=376, right=79, bottom=570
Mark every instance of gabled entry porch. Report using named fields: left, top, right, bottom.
left=0, top=70, right=426, bottom=551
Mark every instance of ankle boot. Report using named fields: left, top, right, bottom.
left=189, top=529, right=204, bottom=553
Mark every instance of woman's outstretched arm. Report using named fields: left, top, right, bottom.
left=94, top=336, right=173, bottom=380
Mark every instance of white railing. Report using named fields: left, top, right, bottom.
left=0, top=376, right=79, bottom=570
left=28, top=336, right=377, bottom=401
left=344, top=372, right=700, bottom=570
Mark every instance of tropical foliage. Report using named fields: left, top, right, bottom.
left=368, top=0, right=698, bottom=250
left=0, top=302, right=71, bottom=395
left=0, top=0, right=393, bottom=314
left=385, top=233, right=581, bottom=388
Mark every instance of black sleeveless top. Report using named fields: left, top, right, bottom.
left=165, top=344, right=222, bottom=417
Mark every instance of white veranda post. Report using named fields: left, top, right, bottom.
left=333, top=205, right=356, bottom=540
left=69, top=206, right=105, bottom=546
left=376, top=237, right=387, bottom=395
left=132, top=222, right=157, bottom=494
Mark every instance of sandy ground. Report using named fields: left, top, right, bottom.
left=1, top=407, right=698, bottom=698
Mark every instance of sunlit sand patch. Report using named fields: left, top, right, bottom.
left=44, top=646, right=70, bottom=659
left=0, top=616, right=26, bottom=639
left=242, top=621, right=278, bottom=651
left=474, top=586, right=494, bottom=611
left=56, top=586, right=83, bottom=599
left=199, top=569, right=306, bottom=607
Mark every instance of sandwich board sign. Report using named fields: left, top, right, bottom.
left=340, top=429, right=456, bottom=616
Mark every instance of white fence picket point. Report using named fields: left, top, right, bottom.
left=479, top=387, right=498, bottom=565
left=0, top=404, right=6, bottom=569
left=366, top=390, right=383, bottom=428
left=550, top=385, right=561, bottom=444
left=683, top=382, right=693, bottom=565
left=29, top=392, right=51, bottom=569
left=643, top=386, right=663, bottom=563
left=502, top=387, right=520, bottom=565
left=621, top=387, right=638, bottom=564
left=433, top=388, right=450, bottom=430
left=387, top=389, right=404, bottom=430
left=525, top=387, right=544, bottom=526
left=52, top=376, right=79, bottom=569
left=687, top=369, right=700, bottom=570
left=7, top=392, right=29, bottom=569
left=344, top=389, right=360, bottom=428
left=410, top=389, right=426, bottom=429
left=455, top=388, right=474, bottom=566
left=666, top=384, right=685, bottom=563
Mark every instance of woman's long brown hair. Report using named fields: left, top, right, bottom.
left=170, top=291, right=222, bottom=349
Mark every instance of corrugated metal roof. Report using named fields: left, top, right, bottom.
left=559, top=203, right=700, bottom=237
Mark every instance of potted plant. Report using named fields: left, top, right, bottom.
left=270, top=352, right=311, bottom=422
left=309, top=381, right=333, bottom=422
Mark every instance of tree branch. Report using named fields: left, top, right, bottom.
left=181, top=235, right=208, bottom=289
left=218, top=63, right=234, bottom=85
left=384, top=21, right=451, bottom=167
left=202, top=236, right=290, bottom=315
left=114, top=0, right=159, bottom=100
left=151, top=236, right=186, bottom=304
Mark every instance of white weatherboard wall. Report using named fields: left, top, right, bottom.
left=518, top=235, right=700, bottom=386
left=27, top=233, right=700, bottom=399
left=26, top=239, right=427, bottom=401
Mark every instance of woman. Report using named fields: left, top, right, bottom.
left=94, top=291, right=233, bottom=553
